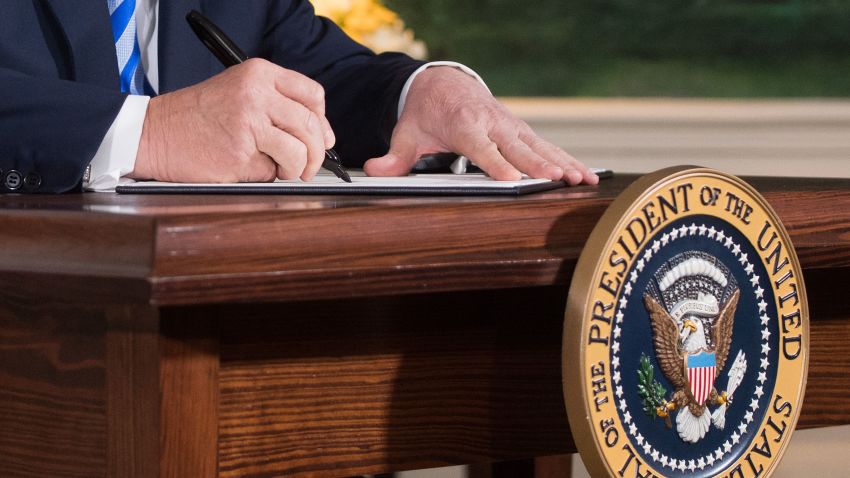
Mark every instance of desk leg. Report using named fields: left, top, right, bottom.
left=107, top=307, right=219, bottom=478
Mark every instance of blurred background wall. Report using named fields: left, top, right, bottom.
left=386, top=0, right=850, bottom=98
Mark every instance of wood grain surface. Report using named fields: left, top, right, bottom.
left=1, top=175, right=848, bottom=305
left=798, top=267, right=850, bottom=429
left=106, top=308, right=220, bottom=478
left=0, top=302, right=106, bottom=477
left=107, top=308, right=161, bottom=478
left=147, top=176, right=850, bottom=304
left=158, top=311, right=219, bottom=478
left=217, top=287, right=572, bottom=478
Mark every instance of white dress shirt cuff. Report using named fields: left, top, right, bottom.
left=398, top=61, right=490, bottom=119
left=84, top=95, right=150, bottom=191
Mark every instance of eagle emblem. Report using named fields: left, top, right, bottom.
left=641, top=252, right=748, bottom=443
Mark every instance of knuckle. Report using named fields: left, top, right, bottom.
left=309, top=82, right=325, bottom=105
left=455, top=108, right=481, bottom=127
left=277, top=152, right=306, bottom=180
left=291, top=139, right=308, bottom=161
left=515, top=118, right=533, bottom=133
left=303, top=110, right=319, bottom=132
left=532, top=159, right=555, bottom=175
left=526, top=135, right=548, bottom=149
left=291, top=77, right=324, bottom=107
left=241, top=58, right=267, bottom=76
left=546, top=143, right=575, bottom=164
left=470, top=139, right=496, bottom=157
left=504, top=139, right=526, bottom=154
left=277, top=166, right=297, bottom=180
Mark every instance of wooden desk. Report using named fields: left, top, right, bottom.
left=1, top=175, right=848, bottom=478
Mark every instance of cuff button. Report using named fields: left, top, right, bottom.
left=24, top=172, right=42, bottom=190
left=4, top=170, right=23, bottom=191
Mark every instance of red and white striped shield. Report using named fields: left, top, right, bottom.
left=687, top=351, right=717, bottom=405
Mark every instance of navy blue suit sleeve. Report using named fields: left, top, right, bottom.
left=1, top=0, right=425, bottom=193
left=0, top=67, right=125, bottom=193
left=259, top=0, right=425, bottom=166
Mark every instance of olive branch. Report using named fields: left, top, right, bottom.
left=637, top=353, right=667, bottom=420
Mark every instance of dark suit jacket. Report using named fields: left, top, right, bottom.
left=0, top=0, right=423, bottom=193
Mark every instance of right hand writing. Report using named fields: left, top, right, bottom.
left=130, top=58, right=335, bottom=183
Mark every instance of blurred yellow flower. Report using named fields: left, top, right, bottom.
left=311, top=0, right=428, bottom=60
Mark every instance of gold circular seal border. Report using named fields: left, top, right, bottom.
left=563, top=166, right=809, bottom=478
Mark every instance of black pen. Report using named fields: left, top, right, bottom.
left=186, top=10, right=352, bottom=183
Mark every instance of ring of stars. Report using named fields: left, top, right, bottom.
left=611, top=223, right=773, bottom=472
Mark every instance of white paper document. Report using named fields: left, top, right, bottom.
left=115, top=171, right=589, bottom=196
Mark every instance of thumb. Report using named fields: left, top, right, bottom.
left=364, top=136, right=419, bottom=177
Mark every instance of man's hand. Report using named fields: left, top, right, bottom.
left=130, top=59, right=335, bottom=183
left=364, top=67, right=598, bottom=185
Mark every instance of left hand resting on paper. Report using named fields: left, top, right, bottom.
left=364, top=66, right=598, bottom=185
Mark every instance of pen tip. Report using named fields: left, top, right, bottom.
left=341, top=171, right=352, bottom=183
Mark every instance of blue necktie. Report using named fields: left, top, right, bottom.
left=108, top=0, right=150, bottom=95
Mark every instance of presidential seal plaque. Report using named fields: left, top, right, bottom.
left=564, top=167, right=808, bottom=478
